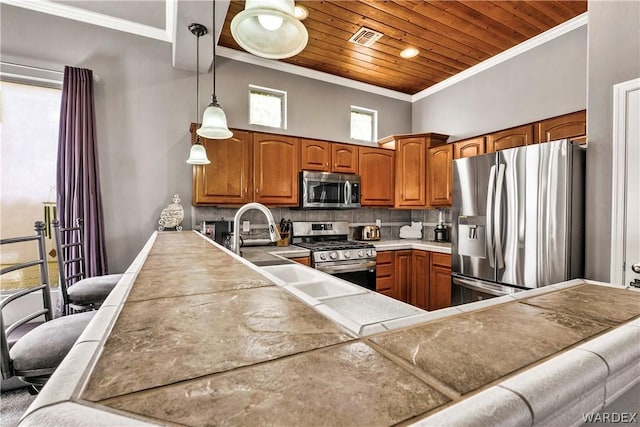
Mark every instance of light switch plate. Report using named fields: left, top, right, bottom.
left=242, top=221, right=250, bottom=232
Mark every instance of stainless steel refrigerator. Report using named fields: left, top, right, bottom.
left=451, top=139, right=585, bottom=304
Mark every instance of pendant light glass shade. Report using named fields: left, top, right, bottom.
left=197, top=96, right=233, bottom=139
left=231, top=0, right=308, bottom=59
left=197, top=0, right=232, bottom=140
left=187, top=142, right=211, bottom=164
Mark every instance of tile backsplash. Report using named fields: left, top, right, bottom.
left=192, top=206, right=451, bottom=242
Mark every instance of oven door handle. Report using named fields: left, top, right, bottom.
left=316, top=261, right=376, bottom=274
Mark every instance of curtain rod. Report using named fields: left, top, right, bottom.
left=1, top=61, right=63, bottom=74
left=0, top=61, right=101, bottom=81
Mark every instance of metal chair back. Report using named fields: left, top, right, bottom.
left=0, top=221, right=53, bottom=380
left=52, top=218, right=86, bottom=312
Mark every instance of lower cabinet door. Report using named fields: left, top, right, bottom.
left=410, top=250, right=429, bottom=310
left=430, top=264, right=452, bottom=310
left=394, top=250, right=412, bottom=302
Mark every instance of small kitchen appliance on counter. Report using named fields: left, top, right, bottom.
left=434, top=225, right=448, bottom=242
left=434, top=210, right=448, bottom=242
left=353, top=225, right=380, bottom=241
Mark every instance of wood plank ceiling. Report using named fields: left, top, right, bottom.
left=219, top=1, right=587, bottom=95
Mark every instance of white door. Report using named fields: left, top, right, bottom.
left=611, top=78, right=640, bottom=287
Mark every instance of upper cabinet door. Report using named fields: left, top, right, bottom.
left=427, top=144, right=454, bottom=207
left=395, top=137, right=426, bottom=208
left=253, top=133, right=300, bottom=206
left=359, top=147, right=394, bottom=206
left=192, top=129, right=253, bottom=206
left=486, top=124, right=534, bottom=152
left=300, top=139, right=330, bottom=172
left=454, top=136, right=486, bottom=159
left=331, top=143, right=359, bottom=174
left=535, top=110, right=587, bottom=144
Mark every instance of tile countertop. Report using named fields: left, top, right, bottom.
left=18, top=231, right=639, bottom=427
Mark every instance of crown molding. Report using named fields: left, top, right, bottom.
left=216, top=45, right=413, bottom=102
left=1, top=0, right=173, bottom=42
left=411, top=12, right=588, bottom=102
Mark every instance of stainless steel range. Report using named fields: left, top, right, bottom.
left=291, top=222, right=377, bottom=291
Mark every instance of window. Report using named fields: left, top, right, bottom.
left=350, top=106, right=378, bottom=142
left=249, top=85, right=287, bottom=129
left=1, top=81, right=61, bottom=290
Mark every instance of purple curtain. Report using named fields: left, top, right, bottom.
left=57, top=66, right=108, bottom=278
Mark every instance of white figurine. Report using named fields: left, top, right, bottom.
left=158, top=194, right=184, bottom=231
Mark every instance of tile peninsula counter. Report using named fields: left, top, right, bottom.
left=19, top=231, right=640, bottom=426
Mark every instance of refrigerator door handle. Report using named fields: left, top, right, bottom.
left=494, top=163, right=506, bottom=269
left=486, top=165, right=497, bottom=268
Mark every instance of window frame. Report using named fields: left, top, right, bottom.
left=248, top=84, right=287, bottom=130
left=350, top=105, right=378, bottom=143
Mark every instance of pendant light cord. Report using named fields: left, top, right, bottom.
left=196, top=32, right=200, bottom=135
left=212, top=0, right=217, bottom=100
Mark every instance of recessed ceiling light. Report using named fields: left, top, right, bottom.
left=294, top=5, right=308, bottom=20
left=400, top=47, right=419, bottom=59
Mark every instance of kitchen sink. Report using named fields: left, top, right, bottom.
left=260, top=264, right=325, bottom=285
left=290, top=280, right=365, bottom=300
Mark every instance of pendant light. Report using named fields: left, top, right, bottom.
left=231, top=0, right=308, bottom=59
left=197, top=1, right=233, bottom=140
left=187, top=23, right=211, bottom=164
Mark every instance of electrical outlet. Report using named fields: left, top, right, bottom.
left=242, top=221, right=250, bottom=232
left=375, top=219, right=381, bottom=227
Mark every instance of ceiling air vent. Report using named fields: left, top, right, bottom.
left=348, top=27, right=383, bottom=47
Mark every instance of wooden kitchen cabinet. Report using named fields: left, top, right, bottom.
left=331, top=143, right=358, bottom=173
left=454, top=136, right=486, bottom=159
left=429, top=252, right=451, bottom=310
left=253, top=133, right=300, bottom=206
left=427, top=144, right=454, bottom=207
left=358, top=147, right=395, bottom=206
left=410, top=250, right=430, bottom=310
left=300, top=140, right=358, bottom=173
left=378, top=133, right=449, bottom=208
left=535, top=110, right=587, bottom=144
left=486, top=124, right=534, bottom=152
left=376, top=251, right=396, bottom=299
left=191, top=126, right=253, bottom=206
left=300, top=139, right=330, bottom=171
left=394, top=137, right=427, bottom=208
left=394, top=250, right=412, bottom=303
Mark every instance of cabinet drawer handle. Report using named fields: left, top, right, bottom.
left=256, top=188, right=259, bottom=194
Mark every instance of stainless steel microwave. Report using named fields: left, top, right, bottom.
left=300, top=171, right=361, bottom=209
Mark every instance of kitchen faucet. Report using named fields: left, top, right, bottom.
left=232, top=202, right=281, bottom=255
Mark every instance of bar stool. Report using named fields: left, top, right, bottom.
left=1, top=221, right=95, bottom=391
left=52, top=218, right=122, bottom=315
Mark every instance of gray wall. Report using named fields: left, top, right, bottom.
left=216, top=58, right=411, bottom=144
left=585, top=0, right=640, bottom=281
left=411, top=26, right=587, bottom=141
left=0, top=4, right=411, bottom=273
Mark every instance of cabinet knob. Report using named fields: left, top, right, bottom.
left=256, top=188, right=259, bottom=194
